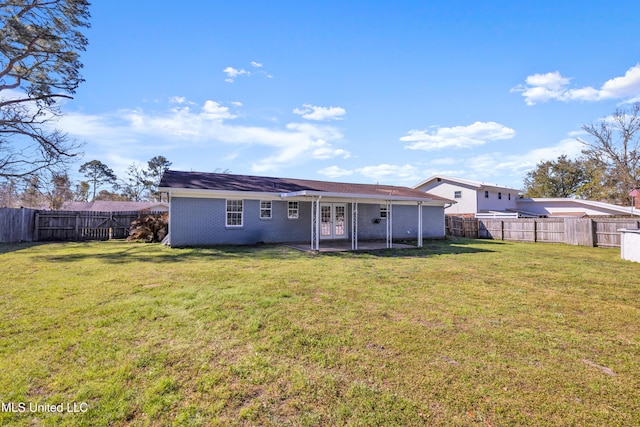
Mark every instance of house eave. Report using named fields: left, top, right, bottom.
left=160, top=187, right=283, bottom=200
left=160, top=186, right=452, bottom=206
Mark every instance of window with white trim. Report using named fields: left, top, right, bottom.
left=226, top=199, right=243, bottom=227
left=288, top=201, right=299, bottom=219
left=498, top=192, right=502, bottom=200
left=484, top=190, right=489, bottom=198
left=454, top=191, right=462, bottom=199
left=260, top=201, right=272, bottom=219
left=380, top=205, right=388, bottom=219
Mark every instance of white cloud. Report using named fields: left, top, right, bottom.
left=224, top=62, right=273, bottom=82
left=59, top=96, right=350, bottom=174
left=513, top=64, right=640, bottom=105
left=466, top=136, right=584, bottom=178
left=223, top=66, right=250, bottom=83
left=357, top=164, right=420, bottom=181
left=317, top=163, right=420, bottom=183
left=317, top=166, right=353, bottom=178
left=293, top=104, right=346, bottom=121
left=311, top=140, right=351, bottom=160
left=400, top=121, right=516, bottom=151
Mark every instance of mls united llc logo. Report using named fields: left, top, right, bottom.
left=1, top=402, right=88, bottom=413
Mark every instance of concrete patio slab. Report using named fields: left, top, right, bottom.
left=284, top=240, right=418, bottom=253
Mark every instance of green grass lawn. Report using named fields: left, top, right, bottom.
left=0, top=239, right=639, bottom=426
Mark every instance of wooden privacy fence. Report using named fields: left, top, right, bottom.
left=0, top=208, right=37, bottom=242
left=446, top=216, right=640, bottom=248
left=34, top=210, right=165, bottom=241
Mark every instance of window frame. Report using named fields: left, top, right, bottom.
left=287, top=201, right=299, bottom=219
left=454, top=191, right=462, bottom=199
left=260, top=200, right=272, bottom=219
left=226, top=199, right=243, bottom=227
left=484, top=190, right=489, bottom=199
left=380, top=205, right=388, bottom=219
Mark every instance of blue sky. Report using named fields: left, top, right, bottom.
left=56, top=0, right=640, bottom=190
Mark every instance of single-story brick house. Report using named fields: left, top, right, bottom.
left=159, top=170, right=453, bottom=249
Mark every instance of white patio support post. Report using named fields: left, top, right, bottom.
left=386, top=200, right=393, bottom=249
left=311, top=197, right=321, bottom=252
left=352, top=199, right=358, bottom=251
left=417, top=201, right=423, bottom=248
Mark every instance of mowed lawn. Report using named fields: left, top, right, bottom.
left=0, top=239, right=639, bottom=426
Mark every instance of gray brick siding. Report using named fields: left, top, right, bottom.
left=169, top=197, right=444, bottom=247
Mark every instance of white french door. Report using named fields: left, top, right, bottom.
left=320, top=203, right=347, bottom=239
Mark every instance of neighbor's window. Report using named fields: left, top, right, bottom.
left=498, top=192, right=502, bottom=200
left=484, top=190, right=489, bottom=198
left=226, top=200, right=243, bottom=227
left=380, top=205, right=388, bottom=219
left=260, top=201, right=272, bottom=219
left=288, top=201, right=299, bottom=219
left=454, top=191, right=462, bottom=199
left=508, top=193, right=511, bottom=201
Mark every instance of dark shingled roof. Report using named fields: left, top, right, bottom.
left=160, top=170, right=451, bottom=202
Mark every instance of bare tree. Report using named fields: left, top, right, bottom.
left=121, top=162, right=148, bottom=201
left=0, top=1, right=90, bottom=179
left=579, top=103, right=640, bottom=203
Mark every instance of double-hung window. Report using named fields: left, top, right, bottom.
left=288, top=201, right=299, bottom=219
left=380, top=205, right=388, bottom=219
left=226, top=200, right=243, bottom=227
left=260, top=201, right=272, bottom=219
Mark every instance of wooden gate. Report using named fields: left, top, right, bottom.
left=34, top=211, right=160, bottom=241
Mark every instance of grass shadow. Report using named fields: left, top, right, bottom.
left=32, top=237, right=503, bottom=264
left=322, top=238, right=502, bottom=258
left=39, top=241, right=308, bottom=264
left=0, top=241, right=48, bottom=255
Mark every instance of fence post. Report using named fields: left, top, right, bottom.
left=500, top=220, right=504, bottom=240
left=533, top=220, right=537, bottom=243
left=20, top=208, right=26, bottom=241
left=34, top=212, right=39, bottom=241
left=75, top=213, right=80, bottom=240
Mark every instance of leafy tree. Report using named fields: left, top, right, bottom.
left=579, top=103, right=640, bottom=203
left=46, top=172, right=73, bottom=209
left=94, top=189, right=128, bottom=201
left=74, top=180, right=89, bottom=202
left=145, top=155, right=172, bottom=201
left=0, top=0, right=90, bottom=179
left=524, top=155, right=592, bottom=198
left=79, top=160, right=117, bottom=201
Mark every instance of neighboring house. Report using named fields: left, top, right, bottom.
left=158, top=170, right=453, bottom=249
left=413, top=175, right=640, bottom=217
left=413, top=176, right=520, bottom=216
left=59, top=201, right=169, bottom=212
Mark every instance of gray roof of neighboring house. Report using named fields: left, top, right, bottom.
left=160, top=170, right=453, bottom=203
left=60, top=201, right=169, bottom=212
left=414, top=175, right=522, bottom=193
